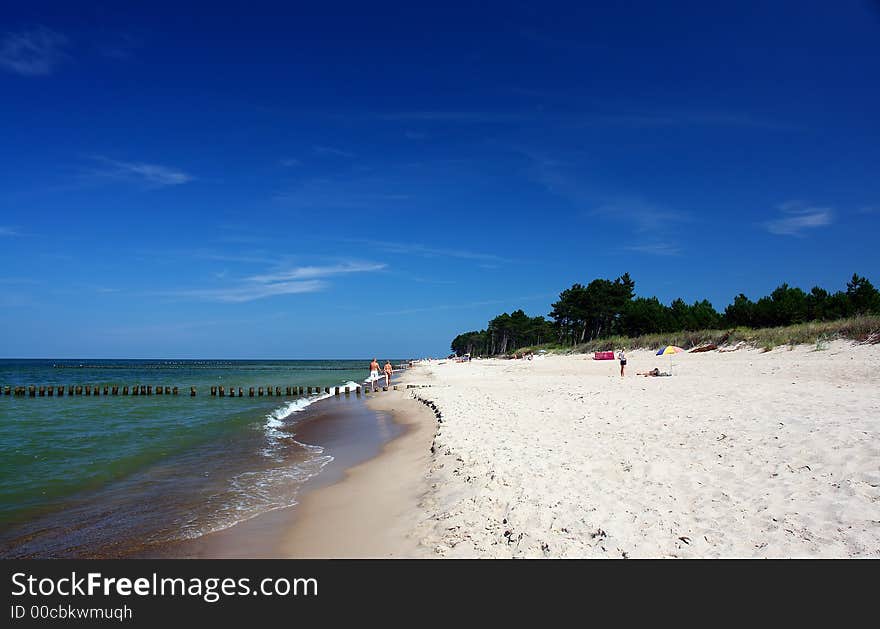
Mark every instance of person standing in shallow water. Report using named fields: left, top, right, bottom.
left=383, top=360, right=394, bottom=388
left=369, top=358, right=380, bottom=391
left=618, top=348, right=627, bottom=377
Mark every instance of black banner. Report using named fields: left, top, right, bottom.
left=2, top=559, right=873, bottom=625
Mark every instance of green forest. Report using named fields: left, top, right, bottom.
left=450, top=273, right=880, bottom=356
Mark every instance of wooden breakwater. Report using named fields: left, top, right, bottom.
left=1, top=384, right=397, bottom=398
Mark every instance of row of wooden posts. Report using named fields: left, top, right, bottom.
left=2, top=384, right=391, bottom=397
left=206, top=385, right=379, bottom=397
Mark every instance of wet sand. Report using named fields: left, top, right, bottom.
left=279, top=386, right=435, bottom=557
left=151, top=376, right=435, bottom=558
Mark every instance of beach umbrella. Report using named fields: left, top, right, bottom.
left=656, top=345, right=685, bottom=356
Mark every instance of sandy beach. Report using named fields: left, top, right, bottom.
left=136, top=341, right=878, bottom=559
left=278, top=388, right=435, bottom=557
left=400, top=341, right=880, bottom=558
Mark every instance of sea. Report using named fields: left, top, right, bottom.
left=0, top=359, right=401, bottom=558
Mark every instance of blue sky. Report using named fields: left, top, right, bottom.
left=1, top=1, right=879, bottom=358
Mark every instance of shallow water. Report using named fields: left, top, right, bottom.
left=0, top=359, right=396, bottom=557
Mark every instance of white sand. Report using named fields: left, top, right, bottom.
left=409, top=341, right=880, bottom=558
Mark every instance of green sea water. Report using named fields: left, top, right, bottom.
left=0, top=359, right=394, bottom=557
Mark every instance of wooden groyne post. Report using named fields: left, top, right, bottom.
left=5, top=383, right=379, bottom=401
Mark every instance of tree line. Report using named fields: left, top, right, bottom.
left=450, top=273, right=880, bottom=356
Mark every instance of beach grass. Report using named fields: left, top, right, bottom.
left=514, top=315, right=880, bottom=355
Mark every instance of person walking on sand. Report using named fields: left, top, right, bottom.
left=618, top=348, right=627, bottom=377
left=369, top=358, right=380, bottom=392
left=383, top=360, right=394, bottom=387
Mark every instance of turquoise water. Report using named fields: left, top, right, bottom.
left=0, top=359, right=396, bottom=557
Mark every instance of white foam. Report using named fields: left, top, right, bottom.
left=169, top=380, right=363, bottom=543
left=173, top=452, right=335, bottom=541
left=261, top=381, right=362, bottom=458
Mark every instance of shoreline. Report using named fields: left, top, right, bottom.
left=149, top=371, right=437, bottom=558
left=279, top=379, right=436, bottom=558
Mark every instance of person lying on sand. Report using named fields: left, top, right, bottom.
left=637, top=368, right=672, bottom=377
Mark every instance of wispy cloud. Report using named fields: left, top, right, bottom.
left=0, top=226, right=21, bottom=237
left=764, top=201, right=834, bottom=236
left=314, top=145, right=355, bottom=158
left=280, top=157, right=301, bottom=167
left=351, top=239, right=513, bottom=264
left=96, top=32, right=140, bottom=61
left=0, top=278, right=40, bottom=285
left=161, top=261, right=384, bottom=303
left=84, top=156, right=194, bottom=187
left=163, top=280, right=326, bottom=303
left=589, top=199, right=689, bottom=234
left=248, top=262, right=386, bottom=283
left=521, top=148, right=690, bottom=239
left=376, top=294, right=555, bottom=316
left=136, top=248, right=276, bottom=266
left=0, top=27, right=69, bottom=76
left=376, top=111, right=528, bottom=123
left=623, top=242, right=681, bottom=256
left=573, top=110, right=789, bottom=131
left=373, top=107, right=786, bottom=130
left=273, top=177, right=410, bottom=209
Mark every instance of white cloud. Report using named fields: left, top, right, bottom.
left=623, top=242, right=681, bottom=256
left=168, top=280, right=326, bottom=303
left=273, top=176, right=411, bottom=209
left=519, top=148, right=690, bottom=236
left=376, top=111, right=527, bottom=123
left=248, top=262, right=386, bottom=284
left=764, top=201, right=833, bottom=236
left=86, top=156, right=194, bottom=187
left=162, top=261, right=384, bottom=303
left=314, top=145, right=355, bottom=158
left=0, top=27, right=68, bottom=76
left=0, top=226, right=21, bottom=237
left=376, top=293, right=554, bottom=316
left=590, top=199, right=689, bottom=234
left=353, top=239, right=513, bottom=263
left=280, top=158, right=301, bottom=167
left=97, top=32, right=140, bottom=61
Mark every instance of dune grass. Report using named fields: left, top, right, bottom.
left=514, top=315, right=880, bottom=356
